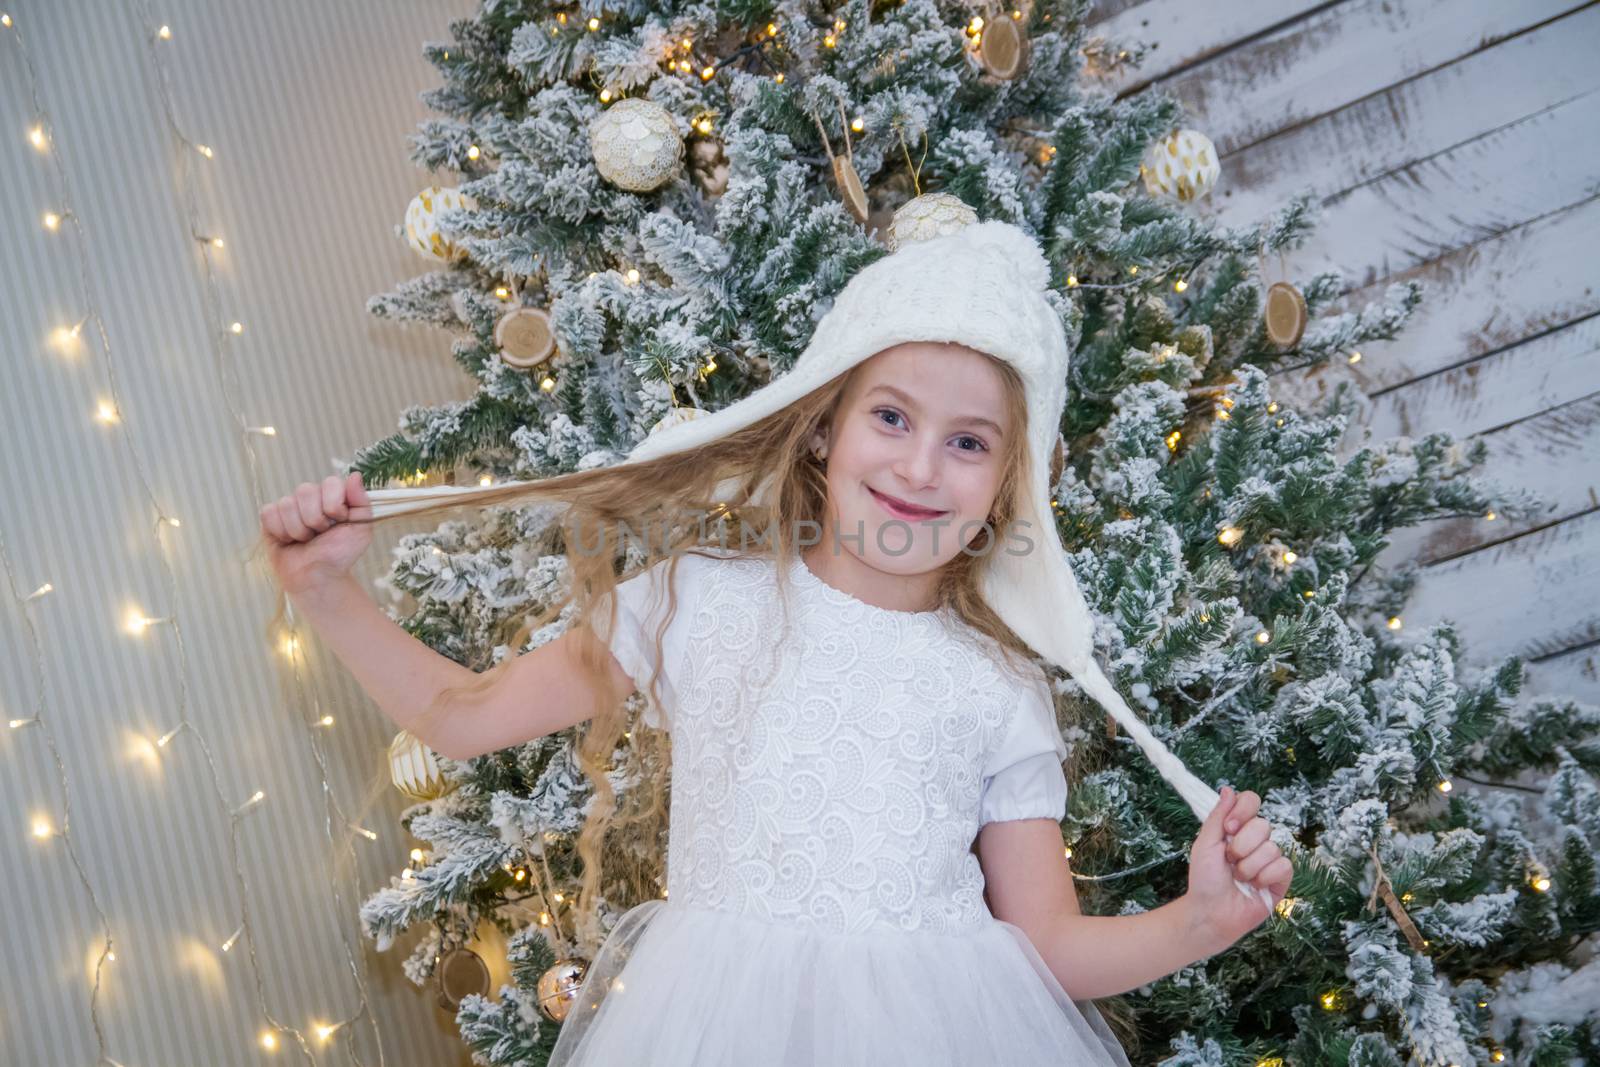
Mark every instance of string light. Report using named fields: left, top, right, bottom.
left=11, top=7, right=403, bottom=1061
left=1436, top=779, right=1453, bottom=794
left=1217, top=526, right=1243, bottom=546
left=1387, top=615, right=1402, bottom=630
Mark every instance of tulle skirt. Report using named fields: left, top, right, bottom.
left=547, top=899, right=1133, bottom=1066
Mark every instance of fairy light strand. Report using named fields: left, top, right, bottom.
left=130, top=3, right=389, bottom=1060
left=5, top=10, right=383, bottom=1062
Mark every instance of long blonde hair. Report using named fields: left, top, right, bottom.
left=255, top=348, right=1093, bottom=955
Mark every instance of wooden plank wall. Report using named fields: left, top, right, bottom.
left=1091, top=0, right=1600, bottom=701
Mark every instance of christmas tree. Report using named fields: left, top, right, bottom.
left=348, top=0, right=1600, bottom=1062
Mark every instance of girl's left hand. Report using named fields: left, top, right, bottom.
left=1185, top=785, right=1293, bottom=954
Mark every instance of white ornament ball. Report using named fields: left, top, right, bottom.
left=589, top=98, right=684, bottom=193
left=404, top=185, right=475, bottom=262
left=886, top=193, right=978, bottom=251
left=1139, top=129, right=1220, bottom=204
left=388, top=729, right=456, bottom=802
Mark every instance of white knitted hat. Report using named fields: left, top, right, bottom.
left=370, top=218, right=1269, bottom=908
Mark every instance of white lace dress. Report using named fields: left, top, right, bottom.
left=548, top=548, right=1133, bottom=1067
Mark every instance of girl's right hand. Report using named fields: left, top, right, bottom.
left=259, top=472, right=375, bottom=596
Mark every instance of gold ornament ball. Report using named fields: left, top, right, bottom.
left=1139, top=129, right=1220, bottom=203
left=886, top=193, right=978, bottom=251
left=404, top=185, right=475, bottom=262
left=590, top=98, right=684, bottom=193
left=388, top=729, right=457, bottom=802
left=537, top=956, right=591, bottom=1022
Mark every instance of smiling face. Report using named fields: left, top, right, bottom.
left=809, top=341, right=1017, bottom=579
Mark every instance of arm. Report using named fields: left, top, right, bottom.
left=977, top=818, right=1223, bottom=1001
left=288, top=575, right=633, bottom=760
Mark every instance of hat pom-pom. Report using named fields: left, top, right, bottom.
left=964, top=220, right=1051, bottom=292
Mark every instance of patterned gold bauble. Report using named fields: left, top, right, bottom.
left=647, top=405, right=708, bottom=438
left=388, top=729, right=457, bottom=802
left=435, top=945, right=491, bottom=1012
left=404, top=186, right=475, bottom=262
left=886, top=192, right=978, bottom=251
left=1264, top=281, right=1308, bottom=349
left=1139, top=129, right=1220, bottom=203
left=536, top=956, right=591, bottom=1022
left=978, top=16, right=1029, bottom=79
left=589, top=98, right=684, bottom=193
left=493, top=306, right=556, bottom=370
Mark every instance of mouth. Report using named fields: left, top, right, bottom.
left=868, top=486, right=949, bottom=521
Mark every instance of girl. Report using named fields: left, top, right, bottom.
left=260, top=220, right=1291, bottom=1065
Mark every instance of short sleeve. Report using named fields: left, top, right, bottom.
left=978, top=671, right=1070, bottom=828
left=588, top=553, right=707, bottom=730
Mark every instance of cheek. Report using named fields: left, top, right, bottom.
left=948, top=463, right=1002, bottom=515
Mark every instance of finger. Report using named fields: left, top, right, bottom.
left=1225, top=817, right=1271, bottom=863
left=277, top=496, right=313, bottom=541
left=322, top=475, right=349, bottom=522
left=1224, top=790, right=1261, bottom=834
left=1263, top=856, right=1294, bottom=896
left=260, top=501, right=287, bottom=544
left=1196, top=785, right=1237, bottom=851
left=294, top=482, right=334, bottom=534
left=345, top=470, right=374, bottom=521
left=1234, top=840, right=1280, bottom=883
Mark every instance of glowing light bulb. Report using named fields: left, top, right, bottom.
left=1531, top=875, right=1550, bottom=892
left=466, top=144, right=480, bottom=160
left=28, top=124, right=46, bottom=150
left=259, top=1029, right=277, bottom=1050
left=1436, top=779, right=1452, bottom=793
left=625, top=268, right=640, bottom=283
left=1217, top=526, right=1242, bottom=546
left=851, top=116, right=864, bottom=132
left=1173, top=278, right=1187, bottom=292
left=823, top=34, right=835, bottom=47
left=96, top=400, right=119, bottom=423
left=700, top=65, right=714, bottom=80
left=1066, top=274, right=1078, bottom=287
left=1387, top=616, right=1402, bottom=630
left=196, top=144, right=213, bottom=159
left=494, top=285, right=510, bottom=300
left=540, top=376, right=555, bottom=392
left=410, top=848, right=424, bottom=863
left=1255, top=630, right=1270, bottom=644
left=1282, top=550, right=1297, bottom=563
left=212, top=237, right=224, bottom=248
left=221, top=924, right=243, bottom=952
left=479, top=474, right=493, bottom=486
left=157, top=24, right=171, bottom=40
left=1348, top=350, right=1361, bottom=364
left=587, top=16, right=599, bottom=30
left=600, top=89, right=612, bottom=102
left=230, top=321, right=243, bottom=334
left=43, top=211, right=61, bottom=230
left=32, top=816, right=53, bottom=839
left=695, top=117, right=713, bottom=134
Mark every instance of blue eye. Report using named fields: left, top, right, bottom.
left=874, top=408, right=904, bottom=429
left=955, top=435, right=988, bottom=453
left=873, top=408, right=989, bottom=454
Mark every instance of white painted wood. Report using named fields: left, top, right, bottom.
left=1211, top=6, right=1600, bottom=227
left=1131, top=0, right=1581, bottom=156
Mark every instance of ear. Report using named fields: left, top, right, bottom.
left=809, top=423, right=830, bottom=458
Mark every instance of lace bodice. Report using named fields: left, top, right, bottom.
left=593, top=549, right=1070, bottom=935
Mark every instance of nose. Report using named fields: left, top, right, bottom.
left=892, top=434, right=941, bottom=490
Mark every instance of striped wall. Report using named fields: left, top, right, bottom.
left=2, top=2, right=479, bottom=1064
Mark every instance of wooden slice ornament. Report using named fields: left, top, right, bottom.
left=1264, top=281, right=1307, bottom=349
left=978, top=12, right=1028, bottom=80
left=436, top=944, right=492, bottom=1011
left=810, top=103, right=869, bottom=224
left=494, top=306, right=556, bottom=370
